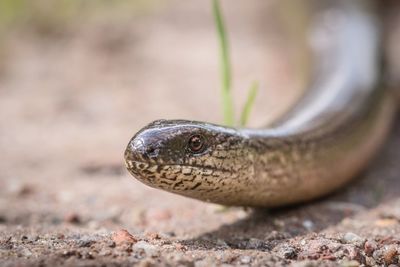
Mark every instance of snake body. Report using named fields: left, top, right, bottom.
left=124, top=0, right=397, bottom=207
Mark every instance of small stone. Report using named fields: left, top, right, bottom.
left=62, top=250, right=79, bottom=258
left=77, top=237, right=95, bottom=248
left=165, top=231, right=176, bottom=237
left=145, top=232, right=161, bottom=240
left=343, top=232, right=365, bottom=246
left=347, top=247, right=364, bottom=263
left=282, top=246, right=297, bottom=259
left=19, top=248, right=32, bottom=258
left=246, top=238, right=264, bottom=249
left=216, top=239, right=229, bottom=248
left=372, top=248, right=383, bottom=261
left=240, top=256, right=251, bottom=264
left=112, top=229, right=138, bottom=246
left=220, top=252, right=237, bottom=264
left=28, top=235, right=39, bottom=242
left=81, top=251, right=94, bottom=260
left=174, top=243, right=186, bottom=251
left=365, top=256, right=376, bottom=266
left=273, top=219, right=285, bottom=228
left=302, top=220, right=314, bottom=230
left=364, top=240, right=377, bottom=256
left=107, top=240, right=116, bottom=248
left=383, top=245, right=398, bottom=265
left=265, top=230, right=288, bottom=241
left=99, top=248, right=112, bottom=256
left=133, top=241, right=158, bottom=256
left=57, top=233, right=65, bottom=240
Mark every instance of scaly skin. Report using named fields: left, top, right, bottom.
left=124, top=0, right=398, bottom=207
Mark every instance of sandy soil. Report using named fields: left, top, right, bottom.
left=0, top=1, right=400, bottom=266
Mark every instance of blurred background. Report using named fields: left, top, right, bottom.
left=0, top=0, right=305, bottom=226
left=1, top=1, right=400, bottom=266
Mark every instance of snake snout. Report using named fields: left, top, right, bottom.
left=125, top=135, right=161, bottom=164
left=125, top=137, right=144, bottom=162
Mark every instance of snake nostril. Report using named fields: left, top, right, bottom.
left=146, top=146, right=158, bottom=158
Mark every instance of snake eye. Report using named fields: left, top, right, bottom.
left=188, top=135, right=205, bottom=153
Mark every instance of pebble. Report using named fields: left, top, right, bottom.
left=98, top=248, right=112, bottom=256
left=112, top=229, right=138, bottom=245
left=265, top=230, right=289, bottom=241
left=77, top=237, right=95, bottom=248
left=347, top=247, right=364, bottom=263
left=62, top=250, right=79, bottom=258
left=302, top=220, right=314, bottom=230
left=365, top=256, right=376, bottom=266
left=80, top=251, right=94, bottom=260
left=133, top=241, right=158, bottom=256
left=106, top=240, right=116, bottom=248
left=57, top=233, right=65, bottom=240
left=364, top=240, right=377, bottom=256
left=372, top=248, right=383, bottom=261
left=282, top=246, right=297, bottom=259
left=19, top=248, right=32, bottom=258
left=343, top=232, right=365, bottom=247
left=383, top=245, right=398, bottom=265
left=165, top=231, right=176, bottom=237
left=216, top=239, right=229, bottom=248
left=28, top=235, right=40, bottom=242
left=240, top=256, right=251, bottom=264
left=246, top=238, right=264, bottom=249
left=145, top=232, right=161, bottom=240
left=273, top=219, right=285, bottom=228
left=174, top=243, right=186, bottom=251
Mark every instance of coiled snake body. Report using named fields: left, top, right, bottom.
left=124, top=0, right=398, bottom=207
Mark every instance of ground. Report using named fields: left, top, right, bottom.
left=0, top=1, right=400, bottom=266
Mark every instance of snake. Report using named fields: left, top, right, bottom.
left=124, top=0, right=398, bottom=207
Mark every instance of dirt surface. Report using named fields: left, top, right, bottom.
left=1, top=1, right=400, bottom=266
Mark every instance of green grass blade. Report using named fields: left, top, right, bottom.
left=213, top=0, right=234, bottom=126
left=239, top=81, right=259, bottom=127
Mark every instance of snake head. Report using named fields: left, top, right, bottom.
left=124, top=119, right=254, bottom=204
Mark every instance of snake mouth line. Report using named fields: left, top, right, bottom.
left=125, top=159, right=233, bottom=174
